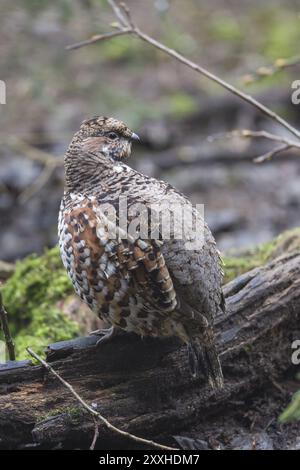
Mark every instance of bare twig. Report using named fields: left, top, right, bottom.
left=239, top=129, right=300, bottom=148
left=66, top=0, right=300, bottom=142
left=1, top=136, right=63, bottom=203
left=243, top=54, right=300, bottom=85
left=119, top=2, right=135, bottom=28
left=208, top=128, right=300, bottom=163
left=107, top=0, right=128, bottom=27
left=18, top=161, right=58, bottom=204
left=66, top=29, right=131, bottom=51
left=26, top=347, right=178, bottom=451
left=2, top=136, right=61, bottom=166
left=0, top=292, right=16, bottom=361
left=254, top=144, right=292, bottom=164
left=90, top=417, right=100, bottom=450
left=235, top=129, right=300, bottom=163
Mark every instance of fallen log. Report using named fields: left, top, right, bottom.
left=0, top=251, right=299, bottom=449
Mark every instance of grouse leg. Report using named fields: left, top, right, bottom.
left=90, top=325, right=125, bottom=347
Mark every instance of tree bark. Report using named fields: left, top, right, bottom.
left=0, top=252, right=299, bottom=450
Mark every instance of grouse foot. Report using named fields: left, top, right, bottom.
left=89, top=326, right=125, bottom=347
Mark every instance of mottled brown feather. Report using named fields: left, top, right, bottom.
left=63, top=202, right=178, bottom=324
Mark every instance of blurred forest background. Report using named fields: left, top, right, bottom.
left=0, top=0, right=300, bottom=262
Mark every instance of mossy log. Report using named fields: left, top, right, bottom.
left=0, top=249, right=299, bottom=449
left=2, top=228, right=300, bottom=361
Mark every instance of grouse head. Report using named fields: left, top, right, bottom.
left=72, top=116, right=139, bottom=161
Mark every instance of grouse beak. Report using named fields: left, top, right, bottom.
left=131, top=132, right=140, bottom=142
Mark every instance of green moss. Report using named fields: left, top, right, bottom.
left=1, top=246, right=79, bottom=360
left=279, top=390, right=300, bottom=424
left=223, top=227, right=300, bottom=283
left=37, top=405, right=85, bottom=425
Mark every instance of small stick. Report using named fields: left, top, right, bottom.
left=0, top=292, right=16, bottom=361
left=0, top=137, right=63, bottom=203
left=107, top=0, right=129, bottom=27
left=90, top=418, right=100, bottom=450
left=27, top=347, right=178, bottom=451
left=254, top=144, right=292, bottom=164
left=243, top=53, right=300, bottom=85
left=119, top=2, right=135, bottom=29
left=18, top=161, right=58, bottom=204
left=1, top=136, right=60, bottom=166
left=208, top=128, right=300, bottom=163
left=66, top=29, right=131, bottom=51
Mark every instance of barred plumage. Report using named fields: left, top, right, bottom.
left=59, top=116, right=225, bottom=389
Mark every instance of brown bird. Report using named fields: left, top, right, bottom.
left=58, top=116, right=224, bottom=389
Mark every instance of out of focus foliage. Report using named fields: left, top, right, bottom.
left=2, top=0, right=299, bottom=138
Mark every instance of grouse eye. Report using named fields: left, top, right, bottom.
left=108, top=132, right=118, bottom=140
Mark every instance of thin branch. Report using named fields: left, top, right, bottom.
left=243, top=53, right=300, bottom=85
left=26, top=347, right=178, bottom=451
left=18, top=161, right=58, bottom=204
left=107, top=0, right=128, bottom=27
left=66, top=29, right=131, bottom=51
left=208, top=128, right=300, bottom=148
left=1, top=137, right=63, bottom=203
left=2, top=136, right=60, bottom=166
left=208, top=128, right=300, bottom=163
left=0, top=292, right=16, bottom=361
left=254, top=143, right=292, bottom=164
left=90, top=417, right=100, bottom=450
left=66, top=0, right=300, bottom=142
left=240, top=129, right=299, bottom=163
left=240, top=129, right=300, bottom=147
left=119, top=2, right=135, bottom=28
